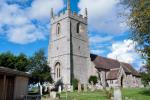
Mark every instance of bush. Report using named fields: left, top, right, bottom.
left=72, top=78, right=79, bottom=90
left=88, top=75, right=98, bottom=85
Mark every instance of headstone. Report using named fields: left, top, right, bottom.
left=78, top=82, right=81, bottom=92
left=50, top=91, right=56, bottom=99
left=48, top=89, right=51, bottom=97
left=44, top=86, right=47, bottom=92
left=84, top=84, right=87, bottom=92
left=125, top=97, right=129, bottom=100
left=91, top=81, right=95, bottom=91
left=64, top=84, right=67, bottom=92
left=66, top=85, right=71, bottom=92
left=39, top=85, right=43, bottom=96
left=95, top=83, right=103, bottom=90
left=113, top=87, right=122, bottom=100
left=70, top=85, right=73, bottom=92
left=58, top=85, right=62, bottom=93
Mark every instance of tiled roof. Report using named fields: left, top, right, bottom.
left=90, top=54, right=140, bottom=77
left=107, top=69, right=120, bottom=80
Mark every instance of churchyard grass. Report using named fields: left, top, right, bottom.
left=41, top=88, right=150, bottom=100
left=59, top=88, right=150, bottom=100
left=122, top=88, right=150, bottom=100
left=60, top=90, right=109, bottom=100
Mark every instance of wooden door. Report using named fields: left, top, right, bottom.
left=0, top=75, right=3, bottom=100
left=6, top=76, right=15, bottom=100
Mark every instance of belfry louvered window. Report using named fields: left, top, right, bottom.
left=77, top=23, right=80, bottom=33
left=57, top=23, right=60, bottom=35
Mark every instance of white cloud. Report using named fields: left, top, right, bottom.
left=0, top=0, right=64, bottom=44
left=107, top=39, right=142, bottom=65
left=78, top=0, right=128, bottom=34
left=7, top=24, right=45, bottom=44
left=90, top=35, right=113, bottom=44
left=27, top=0, right=64, bottom=20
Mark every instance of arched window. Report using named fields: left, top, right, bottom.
left=57, top=23, right=60, bottom=35
left=77, top=23, right=80, bottom=33
left=55, top=62, right=61, bottom=79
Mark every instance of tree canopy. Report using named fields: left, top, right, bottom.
left=0, top=52, right=29, bottom=71
left=0, top=49, right=53, bottom=84
left=121, top=0, right=150, bottom=59
left=27, top=49, right=53, bottom=84
left=120, top=0, right=150, bottom=85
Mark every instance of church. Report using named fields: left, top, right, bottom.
left=48, top=0, right=142, bottom=88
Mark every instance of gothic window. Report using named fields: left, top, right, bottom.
left=57, top=23, right=61, bottom=35
left=77, top=23, right=80, bottom=33
left=55, top=62, right=61, bottom=79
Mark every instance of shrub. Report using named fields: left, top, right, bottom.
left=72, top=78, right=79, bottom=90
left=88, top=75, right=98, bottom=85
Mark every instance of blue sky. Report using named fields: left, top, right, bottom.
left=0, top=0, right=144, bottom=70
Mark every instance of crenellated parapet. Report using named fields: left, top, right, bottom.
left=51, top=10, right=87, bottom=24
left=50, top=0, right=87, bottom=24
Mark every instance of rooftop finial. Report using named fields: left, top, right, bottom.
left=67, top=0, right=71, bottom=10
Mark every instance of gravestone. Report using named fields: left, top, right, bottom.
left=84, top=84, right=87, bottom=92
left=78, top=82, right=81, bottom=92
left=39, top=85, right=42, bottom=96
left=58, top=85, right=61, bottom=93
left=95, top=83, right=103, bottom=90
left=70, top=85, right=73, bottom=92
left=50, top=91, right=56, bottom=99
left=64, top=84, right=67, bottom=92
left=91, top=82, right=95, bottom=91
left=64, top=84, right=72, bottom=92
left=113, top=87, right=122, bottom=100
left=48, top=84, right=53, bottom=97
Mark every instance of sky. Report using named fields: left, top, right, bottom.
left=0, top=0, right=144, bottom=70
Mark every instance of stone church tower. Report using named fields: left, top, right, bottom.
left=48, top=0, right=91, bottom=85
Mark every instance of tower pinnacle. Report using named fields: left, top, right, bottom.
left=51, top=8, right=54, bottom=18
left=67, top=0, right=71, bottom=11
left=85, top=8, right=88, bottom=18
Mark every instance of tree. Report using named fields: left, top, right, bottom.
left=0, top=52, right=29, bottom=72
left=0, top=50, right=52, bottom=85
left=120, top=0, right=150, bottom=45
left=120, top=0, right=150, bottom=72
left=140, top=72, right=150, bottom=86
left=27, top=49, right=53, bottom=84
left=0, top=51, right=16, bottom=69
left=15, top=53, right=29, bottom=72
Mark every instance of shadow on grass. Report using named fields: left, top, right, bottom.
left=139, top=89, right=150, bottom=96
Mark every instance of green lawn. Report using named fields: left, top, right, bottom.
left=58, top=88, right=150, bottom=100
left=42, top=88, right=150, bottom=100
left=60, top=90, right=109, bottom=100
left=122, top=88, right=150, bottom=100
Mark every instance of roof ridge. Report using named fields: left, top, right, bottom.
left=97, top=55, right=132, bottom=65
